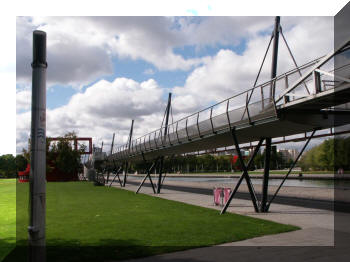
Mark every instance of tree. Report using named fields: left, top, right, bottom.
left=0, top=154, right=16, bottom=178
left=15, top=154, right=28, bottom=172
left=47, top=131, right=85, bottom=178
left=299, top=137, right=350, bottom=171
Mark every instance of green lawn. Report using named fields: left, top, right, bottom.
left=0, top=179, right=16, bottom=262
left=3, top=181, right=299, bottom=261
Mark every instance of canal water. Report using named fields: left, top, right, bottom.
left=129, top=176, right=350, bottom=189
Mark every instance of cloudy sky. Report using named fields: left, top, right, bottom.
left=15, top=15, right=335, bottom=154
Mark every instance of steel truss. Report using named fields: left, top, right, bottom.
left=190, top=128, right=350, bottom=156
left=157, top=93, right=172, bottom=194
left=109, top=164, right=123, bottom=187
left=220, top=129, right=317, bottom=214
left=136, top=158, right=159, bottom=194
left=136, top=153, right=175, bottom=194
left=265, top=130, right=316, bottom=211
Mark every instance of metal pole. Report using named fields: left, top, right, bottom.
left=280, top=29, right=310, bottom=95
left=266, top=130, right=316, bottom=210
left=231, top=130, right=260, bottom=212
left=270, top=16, right=280, bottom=100
left=221, top=138, right=264, bottom=214
left=123, top=120, right=134, bottom=187
left=123, top=161, right=129, bottom=187
left=128, top=120, right=134, bottom=151
left=157, top=93, right=172, bottom=193
left=261, top=137, right=272, bottom=212
left=260, top=16, right=279, bottom=212
left=106, top=133, right=115, bottom=184
left=109, top=165, right=122, bottom=187
left=136, top=160, right=158, bottom=194
left=29, top=30, right=47, bottom=262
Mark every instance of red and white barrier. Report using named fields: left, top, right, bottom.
left=213, top=187, right=232, bottom=206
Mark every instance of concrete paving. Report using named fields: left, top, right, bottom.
left=117, top=181, right=335, bottom=245
left=125, top=174, right=350, bottom=203
left=107, top=179, right=350, bottom=261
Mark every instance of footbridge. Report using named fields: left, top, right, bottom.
left=104, top=17, right=350, bottom=214
left=110, top=49, right=350, bottom=162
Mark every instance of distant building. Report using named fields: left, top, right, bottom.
left=217, top=149, right=236, bottom=156
left=277, top=148, right=299, bottom=161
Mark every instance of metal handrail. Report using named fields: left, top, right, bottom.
left=114, top=55, right=330, bottom=158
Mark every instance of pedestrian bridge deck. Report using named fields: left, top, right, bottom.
left=109, top=39, right=350, bottom=163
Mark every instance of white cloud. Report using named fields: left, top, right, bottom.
left=172, top=16, right=334, bottom=113
left=16, top=16, right=114, bottom=88
left=18, top=16, right=330, bottom=89
left=143, top=68, right=155, bottom=75
left=177, top=16, right=273, bottom=46
left=16, top=16, right=203, bottom=88
left=16, top=88, right=31, bottom=112
left=16, top=77, right=166, bottom=153
left=15, top=16, right=336, bottom=154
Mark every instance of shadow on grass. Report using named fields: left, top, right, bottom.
left=0, top=238, right=16, bottom=262
left=6, top=242, right=350, bottom=262
left=3, top=238, right=202, bottom=262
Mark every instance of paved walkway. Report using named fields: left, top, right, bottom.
left=107, top=179, right=350, bottom=261
left=124, top=174, right=350, bottom=203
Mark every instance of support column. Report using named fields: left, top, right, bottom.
left=157, top=158, right=164, bottom=193
left=231, top=130, right=260, bottom=212
left=123, top=120, right=134, bottom=187
left=123, top=161, right=128, bottom=187
left=110, top=133, right=115, bottom=155
left=270, top=16, right=280, bottom=100
left=29, top=30, right=47, bottom=262
left=157, top=93, right=172, bottom=193
left=266, top=130, right=316, bottom=211
left=109, top=165, right=122, bottom=187
left=221, top=138, right=264, bottom=214
left=106, top=133, right=115, bottom=184
left=136, top=159, right=158, bottom=194
left=261, top=137, right=271, bottom=212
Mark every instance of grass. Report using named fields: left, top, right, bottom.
left=0, top=179, right=16, bottom=262
left=3, top=181, right=299, bottom=261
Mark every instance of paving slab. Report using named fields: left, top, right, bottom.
left=107, top=179, right=350, bottom=261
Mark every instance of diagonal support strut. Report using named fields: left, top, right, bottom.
left=136, top=158, right=159, bottom=194
left=265, top=130, right=316, bottom=211
left=109, top=165, right=123, bottom=187
left=221, top=129, right=261, bottom=214
left=260, top=137, right=272, bottom=212
left=221, top=137, right=264, bottom=214
left=122, top=161, right=128, bottom=187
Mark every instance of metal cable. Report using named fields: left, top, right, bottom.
left=280, top=26, right=310, bottom=94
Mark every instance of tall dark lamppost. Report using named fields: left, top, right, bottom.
left=29, top=30, right=47, bottom=262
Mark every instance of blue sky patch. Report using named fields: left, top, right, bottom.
left=173, top=39, right=247, bottom=59
left=110, top=57, right=189, bottom=89
left=47, top=85, right=78, bottom=109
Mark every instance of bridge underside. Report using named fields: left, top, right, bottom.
left=110, top=110, right=348, bottom=163
left=109, top=78, right=350, bottom=163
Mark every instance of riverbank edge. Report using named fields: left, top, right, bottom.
left=128, top=173, right=350, bottom=180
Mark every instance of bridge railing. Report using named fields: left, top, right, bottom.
left=114, top=39, right=350, bottom=159
left=275, top=39, right=350, bottom=104
left=113, top=57, right=326, bottom=159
